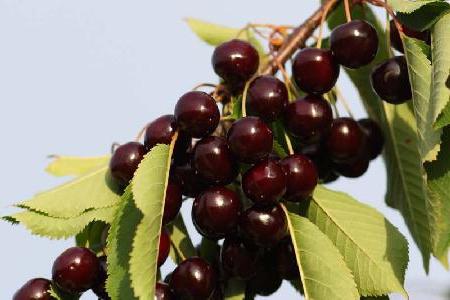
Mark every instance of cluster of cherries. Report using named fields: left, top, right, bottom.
left=14, top=16, right=425, bottom=300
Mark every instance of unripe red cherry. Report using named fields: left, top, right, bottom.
left=155, top=282, right=176, bottom=300
left=358, top=118, right=384, bottom=160
left=227, top=116, right=273, bottom=164
left=371, top=56, right=412, bottom=104
left=158, top=229, right=171, bottom=267
left=170, top=257, right=217, bottom=300
left=389, top=20, right=430, bottom=53
left=280, top=154, right=318, bottom=202
left=326, top=118, right=366, bottom=163
left=221, top=237, right=260, bottom=280
left=239, top=204, right=288, bottom=247
left=52, top=247, right=100, bottom=294
left=174, top=91, right=220, bottom=138
left=276, top=238, right=300, bottom=280
left=283, top=94, right=333, bottom=144
left=246, top=75, right=288, bottom=122
left=163, top=182, right=183, bottom=225
left=109, top=142, right=146, bottom=189
left=334, top=156, right=370, bottom=178
left=92, top=256, right=108, bottom=299
left=330, top=20, right=379, bottom=68
left=212, top=39, right=259, bottom=88
left=192, top=186, right=242, bottom=240
left=192, top=136, right=238, bottom=185
left=242, top=159, right=286, bottom=205
left=292, top=47, right=340, bottom=94
left=13, top=278, right=54, bottom=300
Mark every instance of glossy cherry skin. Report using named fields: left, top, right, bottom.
left=92, top=256, right=109, bottom=299
left=330, top=20, right=379, bottom=68
left=334, top=156, right=370, bottom=178
left=390, top=20, right=430, bottom=53
left=212, top=39, right=259, bottom=88
left=371, top=56, right=412, bottom=104
left=358, top=118, right=384, bottom=160
left=242, top=159, right=286, bottom=205
left=170, top=160, right=208, bottom=197
left=276, top=238, right=300, bottom=280
left=227, top=117, right=273, bottom=164
left=174, top=91, right=220, bottom=138
left=239, top=203, right=288, bottom=247
left=326, top=118, right=366, bottom=164
left=246, top=75, right=289, bottom=122
left=221, top=237, right=260, bottom=280
left=52, top=247, right=100, bottom=294
left=192, top=136, right=238, bottom=185
left=13, top=278, right=54, bottom=300
left=109, top=142, right=146, bottom=189
left=170, top=257, right=217, bottom=300
left=247, top=256, right=282, bottom=297
left=155, top=282, right=176, bottom=300
left=283, top=94, right=333, bottom=144
left=280, top=154, right=318, bottom=202
left=192, top=186, right=242, bottom=239
left=163, top=182, right=183, bottom=225
left=292, top=47, right=340, bottom=94
left=158, top=229, right=171, bottom=267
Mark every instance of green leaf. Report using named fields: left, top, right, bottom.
left=4, top=206, right=116, bottom=239
left=432, top=12, right=450, bottom=128
left=46, top=155, right=110, bottom=177
left=198, top=238, right=220, bottom=266
left=387, top=0, right=443, bottom=14
left=167, top=214, right=196, bottom=265
left=75, top=221, right=108, bottom=254
left=306, top=186, right=409, bottom=298
left=229, top=96, right=243, bottom=120
left=18, top=166, right=121, bottom=218
left=224, top=278, right=246, bottom=300
left=403, top=37, right=441, bottom=162
left=106, top=188, right=141, bottom=300
left=397, top=1, right=450, bottom=31
left=285, top=210, right=359, bottom=300
left=129, top=143, right=174, bottom=300
left=273, top=140, right=288, bottom=158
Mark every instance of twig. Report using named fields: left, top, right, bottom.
left=344, top=0, right=352, bottom=22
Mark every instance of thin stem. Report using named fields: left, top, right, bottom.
left=317, top=0, right=335, bottom=49
left=274, top=57, right=299, bottom=99
left=111, top=142, right=120, bottom=154
left=284, top=132, right=295, bottom=155
left=344, top=0, right=352, bottom=22
left=334, top=86, right=354, bottom=118
left=385, top=8, right=394, bottom=58
left=220, top=116, right=235, bottom=121
left=241, top=78, right=254, bottom=117
left=135, top=124, right=149, bottom=142
left=192, top=83, right=217, bottom=91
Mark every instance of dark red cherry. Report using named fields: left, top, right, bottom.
left=92, top=256, right=109, bottom=299
left=192, top=187, right=242, bottom=239
left=371, top=56, right=412, bottom=104
left=155, top=282, right=176, bottom=300
left=280, top=154, right=318, bottom=202
left=170, top=160, right=208, bottom=197
left=163, top=182, right=183, bottom=225
left=239, top=204, right=288, bottom=247
left=326, top=118, right=366, bottom=163
left=174, top=91, right=220, bottom=138
left=390, top=20, right=430, bottom=53
left=242, top=159, right=286, bottom=205
left=358, top=118, right=384, bottom=160
left=13, top=278, right=54, bottom=300
left=109, top=142, right=146, bottom=189
left=292, top=47, right=340, bottom=94
left=170, top=257, right=216, bottom=300
left=212, top=39, right=259, bottom=88
left=330, top=20, right=379, bottom=68
left=283, top=94, right=333, bottom=144
left=221, top=237, right=260, bottom=280
left=52, top=247, right=100, bottom=294
left=334, top=156, right=370, bottom=178
left=276, top=238, right=300, bottom=280
left=227, top=117, right=273, bottom=164
left=246, top=75, right=289, bottom=122
left=246, top=257, right=282, bottom=297
left=192, top=136, right=238, bottom=185
left=158, top=230, right=171, bottom=267
left=307, top=150, right=340, bottom=184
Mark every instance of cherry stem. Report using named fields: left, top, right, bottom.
left=135, top=124, right=149, bottom=142
left=344, top=0, right=352, bottom=22
left=317, top=0, right=336, bottom=49
left=192, top=83, right=217, bottom=91
left=111, top=142, right=120, bottom=154
left=334, top=86, right=354, bottom=118
left=284, top=132, right=295, bottom=155
left=241, top=77, right=255, bottom=117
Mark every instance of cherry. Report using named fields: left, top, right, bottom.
left=371, top=56, right=412, bottom=104
left=109, top=142, right=146, bottom=189
left=305, top=149, right=340, bottom=184
left=283, top=94, right=333, bottom=144
left=358, top=118, right=384, bottom=160
left=155, top=282, right=176, bottom=300
left=212, top=39, right=259, bottom=88
left=170, top=160, right=208, bottom=197
left=52, top=247, right=100, bottom=294
left=246, top=75, right=288, bottom=122
left=330, top=20, right=379, bottom=68
left=192, top=136, right=238, bottom=185
left=292, top=47, right=340, bottom=94
left=192, top=187, right=242, bottom=239
left=221, top=237, right=260, bottom=280
left=162, top=182, right=183, bottom=225
left=326, top=117, right=366, bottom=163
left=280, top=154, right=318, bottom=202
left=390, top=20, right=430, bottom=53
left=13, top=278, right=54, bottom=300
left=170, top=257, right=217, bottom=300
left=242, top=159, right=286, bottom=205
left=227, top=116, right=273, bottom=164
left=246, top=255, right=282, bottom=297
left=334, top=156, right=370, bottom=178
left=174, top=91, right=220, bottom=138
left=92, top=256, right=109, bottom=299
left=239, top=203, right=288, bottom=247
left=276, top=238, right=300, bottom=280
left=158, top=229, right=171, bottom=267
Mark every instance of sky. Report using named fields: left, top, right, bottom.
left=0, top=0, right=448, bottom=299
